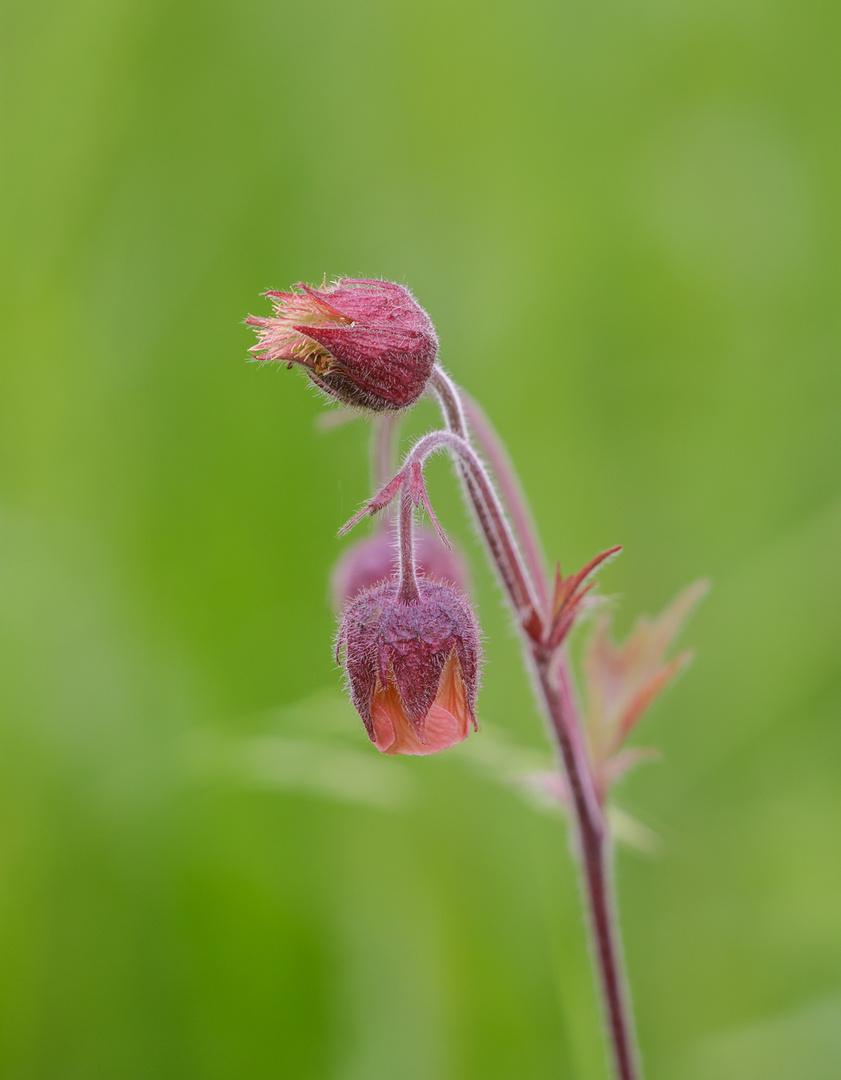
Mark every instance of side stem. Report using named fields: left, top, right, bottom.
left=376, top=427, right=540, bottom=623
left=397, top=486, right=420, bottom=603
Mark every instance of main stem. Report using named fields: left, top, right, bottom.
left=430, top=367, right=640, bottom=1080
left=533, top=653, right=638, bottom=1080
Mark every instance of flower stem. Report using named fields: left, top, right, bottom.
left=533, top=653, right=639, bottom=1080
left=584, top=846, right=639, bottom=1080
left=385, top=427, right=540, bottom=622
left=429, top=368, right=543, bottom=624
left=397, top=485, right=420, bottom=603
left=430, top=372, right=642, bottom=1080
left=458, top=388, right=550, bottom=612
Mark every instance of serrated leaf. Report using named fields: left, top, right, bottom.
left=583, top=578, right=709, bottom=768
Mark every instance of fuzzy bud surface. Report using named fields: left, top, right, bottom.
left=330, top=526, right=469, bottom=611
left=337, top=579, right=481, bottom=755
left=246, top=278, right=438, bottom=412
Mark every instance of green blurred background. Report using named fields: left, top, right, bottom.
left=2, top=0, right=840, bottom=1076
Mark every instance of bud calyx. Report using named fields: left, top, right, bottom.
left=247, top=278, right=438, bottom=412
left=337, top=579, right=481, bottom=755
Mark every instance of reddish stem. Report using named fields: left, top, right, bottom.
left=533, top=653, right=639, bottom=1080
left=382, top=428, right=541, bottom=623
left=430, top=369, right=542, bottom=625
left=431, top=368, right=642, bottom=1080
left=397, top=485, right=420, bottom=603
left=459, top=388, right=550, bottom=613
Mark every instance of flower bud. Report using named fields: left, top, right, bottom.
left=337, top=579, right=481, bottom=756
left=246, top=278, right=438, bottom=412
left=330, top=526, right=469, bottom=611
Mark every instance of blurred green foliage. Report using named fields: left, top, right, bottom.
left=1, top=0, right=840, bottom=1076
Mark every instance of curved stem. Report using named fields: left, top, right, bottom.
left=429, top=368, right=542, bottom=625
left=390, top=428, right=541, bottom=622
left=459, top=389, right=550, bottom=613
left=429, top=364, right=468, bottom=434
left=428, top=371, right=641, bottom=1080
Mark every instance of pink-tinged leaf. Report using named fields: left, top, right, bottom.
left=583, top=578, right=709, bottom=763
left=408, top=461, right=450, bottom=548
left=614, top=654, right=692, bottom=744
left=548, top=546, right=622, bottom=649
left=338, top=506, right=370, bottom=537
left=369, top=472, right=405, bottom=514
left=338, top=472, right=405, bottom=536
left=600, top=747, right=660, bottom=789
left=552, top=546, right=622, bottom=619
left=521, top=604, right=544, bottom=643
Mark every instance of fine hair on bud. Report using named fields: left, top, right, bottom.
left=330, top=525, right=470, bottom=611
left=246, top=278, right=438, bottom=412
left=336, top=579, right=482, bottom=756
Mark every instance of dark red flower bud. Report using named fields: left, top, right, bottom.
left=336, top=579, right=481, bottom=756
left=330, top=526, right=469, bottom=611
left=246, top=278, right=438, bottom=412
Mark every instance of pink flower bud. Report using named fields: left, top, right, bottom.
left=330, top=526, right=469, bottom=611
left=246, top=278, right=438, bottom=412
left=337, top=579, right=481, bottom=756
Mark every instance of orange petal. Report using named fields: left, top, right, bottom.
left=369, top=651, right=474, bottom=756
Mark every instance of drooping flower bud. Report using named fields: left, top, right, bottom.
left=336, top=579, right=481, bottom=756
left=246, top=278, right=438, bottom=412
left=330, top=525, right=469, bottom=611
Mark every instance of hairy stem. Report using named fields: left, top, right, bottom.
left=397, top=486, right=420, bottom=603
left=459, top=389, right=550, bottom=612
left=429, top=368, right=542, bottom=624
left=387, top=428, right=540, bottom=623
left=430, top=372, right=641, bottom=1080
left=534, top=653, right=639, bottom=1080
